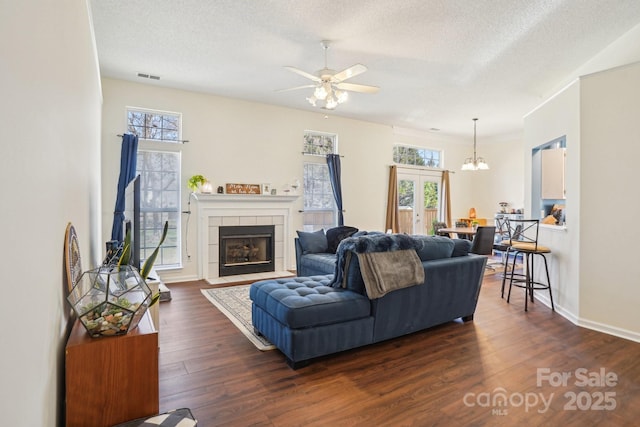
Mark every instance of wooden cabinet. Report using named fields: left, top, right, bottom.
left=541, top=148, right=566, bottom=199
left=65, top=311, right=159, bottom=427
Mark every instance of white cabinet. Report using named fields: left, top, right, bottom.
left=541, top=148, right=566, bottom=199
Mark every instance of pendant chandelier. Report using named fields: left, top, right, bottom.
left=461, top=118, right=489, bottom=171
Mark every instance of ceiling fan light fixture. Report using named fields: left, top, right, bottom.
left=335, top=89, right=348, bottom=103
left=325, top=96, right=338, bottom=110
left=314, top=85, right=328, bottom=100
left=280, top=40, right=378, bottom=110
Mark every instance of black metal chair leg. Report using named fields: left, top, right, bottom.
left=506, top=252, right=518, bottom=303
left=541, top=254, right=555, bottom=311
left=524, top=253, right=533, bottom=311
left=500, top=248, right=511, bottom=298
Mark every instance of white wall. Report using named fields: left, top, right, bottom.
left=524, top=81, right=581, bottom=318
left=579, top=63, right=640, bottom=337
left=0, top=1, right=102, bottom=425
left=524, top=22, right=640, bottom=340
left=525, top=63, right=640, bottom=341
left=100, top=79, right=521, bottom=282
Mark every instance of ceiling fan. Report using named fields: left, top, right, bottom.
left=279, top=40, right=379, bottom=110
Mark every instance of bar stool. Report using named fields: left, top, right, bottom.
left=505, top=219, right=555, bottom=311
left=498, top=219, right=523, bottom=298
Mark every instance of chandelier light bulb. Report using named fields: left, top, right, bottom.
left=476, top=158, right=489, bottom=170
left=306, top=96, right=317, bottom=106
left=325, top=96, right=338, bottom=110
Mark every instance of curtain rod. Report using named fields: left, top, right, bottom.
left=117, top=134, right=189, bottom=144
left=301, top=152, right=344, bottom=157
left=395, top=164, right=455, bottom=174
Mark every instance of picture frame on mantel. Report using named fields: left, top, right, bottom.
left=261, top=183, right=271, bottom=195
left=225, top=183, right=262, bottom=194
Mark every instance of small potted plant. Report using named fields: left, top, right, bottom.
left=187, top=174, right=207, bottom=193
left=471, top=220, right=479, bottom=230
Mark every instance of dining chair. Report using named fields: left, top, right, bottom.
left=455, top=221, right=471, bottom=239
left=432, top=221, right=448, bottom=236
left=470, top=226, right=497, bottom=271
left=470, top=226, right=496, bottom=256
left=504, top=219, right=555, bottom=311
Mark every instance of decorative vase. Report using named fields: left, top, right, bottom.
left=67, top=265, right=152, bottom=337
left=201, top=180, right=213, bottom=194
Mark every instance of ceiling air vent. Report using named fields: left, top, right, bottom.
left=137, top=73, right=160, bottom=80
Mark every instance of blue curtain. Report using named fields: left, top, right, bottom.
left=326, top=154, right=344, bottom=226
left=110, top=134, right=139, bottom=242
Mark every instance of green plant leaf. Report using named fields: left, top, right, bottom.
left=141, top=221, right=169, bottom=279
left=117, top=229, right=132, bottom=269
left=148, top=292, right=160, bottom=307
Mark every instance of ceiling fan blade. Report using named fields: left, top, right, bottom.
left=276, top=84, right=317, bottom=93
left=332, top=64, right=367, bottom=82
left=335, top=82, right=380, bottom=94
left=284, top=66, right=321, bottom=82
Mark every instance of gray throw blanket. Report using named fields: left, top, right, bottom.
left=330, top=233, right=425, bottom=298
left=357, top=249, right=425, bottom=299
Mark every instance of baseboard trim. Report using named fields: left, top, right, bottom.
left=577, top=318, right=640, bottom=344
left=534, top=295, right=640, bottom=343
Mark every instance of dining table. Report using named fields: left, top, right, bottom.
left=436, top=226, right=478, bottom=239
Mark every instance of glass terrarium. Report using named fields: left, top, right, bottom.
left=67, top=265, right=152, bottom=337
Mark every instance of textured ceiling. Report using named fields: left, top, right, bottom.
left=90, top=0, right=640, bottom=140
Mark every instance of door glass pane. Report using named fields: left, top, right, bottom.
left=423, top=181, right=439, bottom=235
left=398, top=179, right=415, bottom=234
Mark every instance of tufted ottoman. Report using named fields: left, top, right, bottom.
left=250, top=275, right=374, bottom=368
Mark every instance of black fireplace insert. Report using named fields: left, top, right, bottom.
left=218, top=225, right=275, bottom=276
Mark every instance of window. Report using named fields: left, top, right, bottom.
left=127, top=107, right=182, bottom=268
left=303, top=130, right=336, bottom=156
left=127, top=109, right=181, bottom=143
left=393, top=145, right=441, bottom=168
left=302, top=131, right=337, bottom=231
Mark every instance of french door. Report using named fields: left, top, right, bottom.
left=397, top=170, right=441, bottom=235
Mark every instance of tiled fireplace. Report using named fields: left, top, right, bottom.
left=192, top=193, right=299, bottom=284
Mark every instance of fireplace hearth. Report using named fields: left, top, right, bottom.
left=219, top=225, right=275, bottom=276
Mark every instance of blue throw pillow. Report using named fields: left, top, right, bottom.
left=297, top=229, right=328, bottom=254
left=413, top=235, right=455, bottom=260
left=452, top=238, right=472, bottom=257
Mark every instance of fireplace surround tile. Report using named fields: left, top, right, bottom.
left=192, top=194, right=299, bottom=283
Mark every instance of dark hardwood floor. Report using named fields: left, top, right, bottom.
left=157, top=269, right=640, bottom=426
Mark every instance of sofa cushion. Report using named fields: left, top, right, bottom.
left=412, top=235, right=454, bottom=261
left=296, top=229, right=328, bottom=254
left=326, top=226, right=359, bottom=253
left=250, top=276, right=371, bottom=329
left=452, top=238, right=472, bottom=257
left=299, top=253, right=337, bottom=276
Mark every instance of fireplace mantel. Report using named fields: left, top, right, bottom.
left=192, top=192, right=299, bottom=283
left=191, top=193, right=299, bottom=203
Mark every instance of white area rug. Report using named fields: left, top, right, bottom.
left=201, top=285, right=275, bottom=351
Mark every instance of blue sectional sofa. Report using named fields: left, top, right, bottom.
left=250, top=233, right=486, bottom=368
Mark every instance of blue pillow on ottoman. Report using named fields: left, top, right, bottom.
left=297, top=229, right=328, bottom=254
